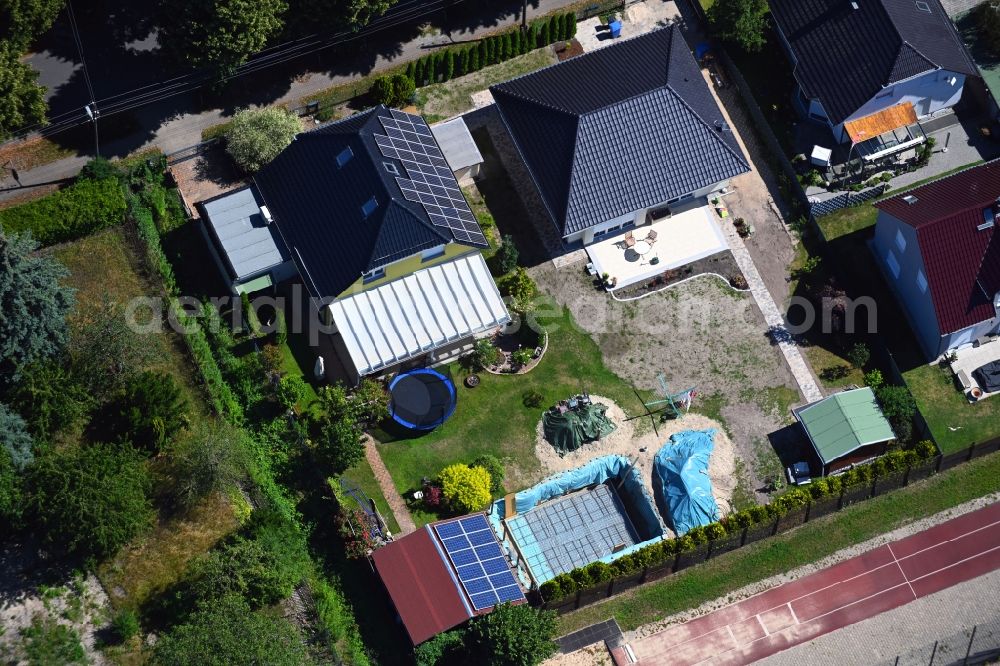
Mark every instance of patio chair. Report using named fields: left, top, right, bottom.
left=646, top=229, right=658, bottom=242
left=957, top=369, right=973, bottom=391
left=623, top=230, right=636, bottom=248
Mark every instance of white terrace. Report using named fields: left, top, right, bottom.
left=585, top=203, right=729, bottom=290
left=950, top=336, right=1000, bottom=401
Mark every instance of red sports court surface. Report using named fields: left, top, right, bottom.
left=612, top=501, right=1000, bottom=665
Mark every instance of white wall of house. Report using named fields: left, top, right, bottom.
left=822, top=70, right=967, bottom=144
left=873, top=210, right=1000, bottom=359
left=570, top=180, right=729, bottom=244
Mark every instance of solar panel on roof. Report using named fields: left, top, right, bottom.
left=433, top=516, right=526, bottom=612
left=374, top=111, right=487, bottom=247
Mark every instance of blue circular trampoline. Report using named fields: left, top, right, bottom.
left=388, top=368, right=457, bottom=430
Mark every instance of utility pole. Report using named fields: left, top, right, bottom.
left=521, top=0, right=527, bottom=31
left=85, top=103, right=100, bottom=158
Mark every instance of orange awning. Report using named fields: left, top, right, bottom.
left=844, top=103, right=918, bottom=143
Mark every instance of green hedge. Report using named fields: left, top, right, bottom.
left=0, top=177, right=126, bottom=246
left=538, top=442, right=938, bottom=602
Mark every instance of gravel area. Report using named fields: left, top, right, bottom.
left=533, top=396, right=737, bottom=519
left=529, top=260, right=801, bottom=499
left=0, top=539, right=111, bottom=664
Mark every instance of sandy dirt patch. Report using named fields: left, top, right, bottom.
left=543, top=642, right=614, bottom=666
left=534, top=396, right=737, bottom=521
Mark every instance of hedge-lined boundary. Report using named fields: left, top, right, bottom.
left=124, top=159, right=244, bottom=422
left=539, top=441, right=953, bottom=608
left=0, top=177, right=126, bottom=246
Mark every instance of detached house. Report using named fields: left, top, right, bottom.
left=201, top=106, right=510, bottom=384
left=490, top=24, right=749, bottom=247
left=769, top=0, right=978, bottom=151
left=872, top=161, right=1000, bottom=359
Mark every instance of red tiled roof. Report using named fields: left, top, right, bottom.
left=875, top=161, right=1000, bottom=334
left=371, top=527, right=472, bottom=645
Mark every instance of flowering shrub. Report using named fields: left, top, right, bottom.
left=423, top=485, right=443, bottom=509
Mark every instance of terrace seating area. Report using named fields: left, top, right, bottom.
left=950, top=336, right=1000, bottom=401
left=584, top=203, right=729, bottom=290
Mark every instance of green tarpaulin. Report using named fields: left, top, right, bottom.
left=542, top=403, right=616, bottom=456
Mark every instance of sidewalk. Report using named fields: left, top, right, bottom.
left=611, top=500, right=1000, bottom=665
left=2, top=0, right=584, bottom=206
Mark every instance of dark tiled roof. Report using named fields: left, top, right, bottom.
left=491, top=25, right=749, bottom=237
left=768, top=0, right=978, bottom=125
left=876, top=161, right=1000, bottom=334
left=253, top=107, right=483, bottom=298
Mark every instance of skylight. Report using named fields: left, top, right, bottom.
left=336, top=146, right=354, bottom=168
left=361, top=196, right=378, bottom=218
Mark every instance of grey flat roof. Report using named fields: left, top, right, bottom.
left=202, top=187, right=289, bottom=281
left=430, top=117, right=484, bottom=172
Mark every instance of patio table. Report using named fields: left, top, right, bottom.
left=633, top=240, right=652, bottom=255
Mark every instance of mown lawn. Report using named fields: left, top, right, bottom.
left=904, top=363, right=1000, bottom=454
left=557, top=449, right=1000, bottom=634
left=374, top=305, right=644, bottom=527
left=340, top=457, right=402, bottom=535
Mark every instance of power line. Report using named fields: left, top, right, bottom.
left=10, top=0, right=478, bottom=140
left=65, top=0, right=96, bottom=104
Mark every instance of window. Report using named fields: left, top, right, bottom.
left=885, top=249, right=901, bottom=279
left=361, top=196, right=378, bottom=218
left=666, top=193, right=693, bottom=204
left=363, top=267, right=385, bottom=283
left=421, top=245, right=446, bottom=261
left=916, top=269, right=928, bottom=293
left=336, top=147, right=353, bottom=168
left=895, top=229, right=907, bottom=252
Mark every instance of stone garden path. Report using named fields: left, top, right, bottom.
left=719, top=218, right=824, bottom=404
left=365, top=437, right=417, bottom=536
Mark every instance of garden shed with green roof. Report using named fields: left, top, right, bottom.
left=792, top=387, right=896, bottom=476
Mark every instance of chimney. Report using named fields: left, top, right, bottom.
left=902, top=195, right=918, bottom=205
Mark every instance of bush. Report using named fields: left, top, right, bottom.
left=103, top=370, right=190, bottom=453
left=224, top=107, right=300, bottom=173
left=847, top=342, right=870, bottom=369
left=78, top=156, right=121, bottom=182
left=0, top=403, right=34, bottom=471
left=539, top=20, right=550, bottom=46
left=566, top=12, right=577, bottom=38
left=169, top=420, right=249, bottom=511
left=27, top=443, right=154, bottom=559
left=111, top=609, right=140, bottom=643
left=863, top=369, right=884, bottom=390
left=469, top=45, right=480, bottom=71
left=439, top=463, right=492, bottom=513
left=392, top=73, right=415, bottom=105
left=370, top=75, right=393, bottom=105
left=276, top=375, right=307, bottom=410
left=472, top=454, right=505, bottom=494
left=444, top=50, right=456, bottom=81
left=0, top=177, right=126, bottom=246
left=498, top=266, right=538, bottom=312
left=423, top=484, right=443, bottom=509
left=522, top=389, right=544, bottom=408
left=21, top=615, right=86, bottom=665
left=471, top=337, right=501, bottom=370
left=512, top=347, right=533, bottom=367
left=496, top=233, right=519, bottom=273
left=415, top=629, right=466, bottom=666
left=188, top=536, right=303, bottom=610
left=585, top=561, right=612, bottom=583
left=975, top=2, right=1000, bottom=58
left=875, top=384, right=916, bottom=443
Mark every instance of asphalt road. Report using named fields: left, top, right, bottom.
left=3, top=0, right=589, bottom=203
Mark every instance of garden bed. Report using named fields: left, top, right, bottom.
left=483, top=323, right=549, bottom=375
left=609, top=251, right=744, bottom=300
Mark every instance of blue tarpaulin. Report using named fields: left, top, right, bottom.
left=654, top=430, right=721, bottom=535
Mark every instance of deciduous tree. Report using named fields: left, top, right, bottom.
left=0, top=42, right=47, bottom=139
left=708, top=0, right=769, bottom=53
left=160, top=0, right=287, bottom=80
left=152, top=594, right=310, bottom=666
left=0, top=0, right=64, bottom=49
left=169, top=421, right=248, bottom=510
left=224, top=106, right=299, bottom=172
left=466, top=602, right=558, bottom=665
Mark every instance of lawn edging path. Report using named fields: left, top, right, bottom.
left=364, top=436, right=417, bottom=536
left=719, top=214, right=823, bottom=403
left=614, top=500, right=1000, bottom=665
